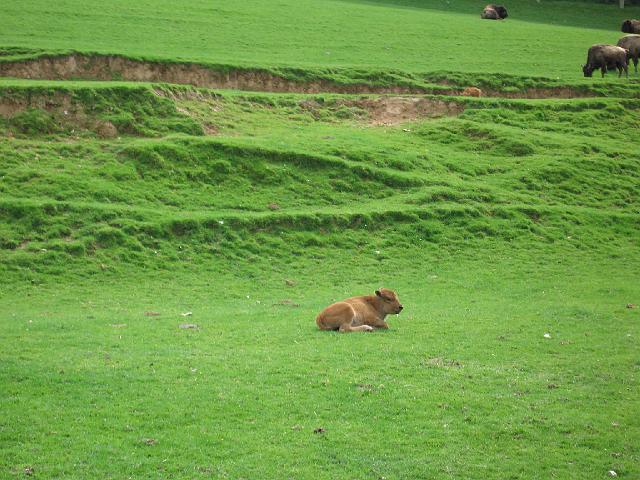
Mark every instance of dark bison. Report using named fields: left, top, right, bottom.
left=621, top=19, right=640, bottom=34
left=617, top=34, right=640, bottom=74
left=582, top=44, right=628, bottom=78
left=481, top=4, right=508, bottom=20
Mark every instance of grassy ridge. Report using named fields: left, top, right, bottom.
left=1, top=83, right=639, bottom=283
left=2, top=51, right=640, bottom=97
left=0, top=83, right=203, bottom=137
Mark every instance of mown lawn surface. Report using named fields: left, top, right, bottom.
left=1, top=250, right=639, bottom=479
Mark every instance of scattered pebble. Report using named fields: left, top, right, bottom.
left=179, top=324, right=198, bottom=329
left=273, top=299, right=301, bottom=308
left=313, top=427, right=325, bottom=434
left=608, top=470, right=617, bottom=477
left=143, top=438, right=157, bottom=446
left=626, top=303, right=636, bottom=309
left=144, top=311, right=160, bottom=317
left=180, top=312, right=193, bottom=317
left=543, top=333, right=551, bottom=339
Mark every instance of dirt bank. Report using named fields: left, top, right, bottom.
left=0, top=53, right=597, bottom=99
left=0, top=91, right=118, bottom=137
left=298, top=96, right=465, bottom=125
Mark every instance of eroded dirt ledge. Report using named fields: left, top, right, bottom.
left=0, top=53, right=598, bottom=99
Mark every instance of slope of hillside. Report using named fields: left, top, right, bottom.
left=1, top=82, right=639, bottom=283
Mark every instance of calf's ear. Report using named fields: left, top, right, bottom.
left=375, top=290, right=382, bottom=297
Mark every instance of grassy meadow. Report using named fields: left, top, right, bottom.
left=1, top=0, right=639, bottom=479
left=1, top=0, right=640, bottom=78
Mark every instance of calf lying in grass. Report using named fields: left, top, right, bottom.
left=316, top=288, right=403, bottom=332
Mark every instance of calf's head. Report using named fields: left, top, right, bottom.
left=375, top=288, right=404, bottom=314
left=582, top=64, right=594, bottom=77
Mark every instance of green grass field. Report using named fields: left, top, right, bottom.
left=1, top=1, right=639, bottom=479
left=3, top=0, right=640, bottom=78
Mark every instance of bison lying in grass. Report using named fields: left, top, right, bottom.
left=617, top=34, right=640, bottom=74
left=582, top=44, right=628, bottom=78
left=316, top=288, right=403, bottom=332
left=481, top=4, right=508, bottom=20
left=622, top=19, right=640, bottom=34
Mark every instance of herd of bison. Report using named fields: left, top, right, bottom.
left=482, top=4, right=640, bottom=78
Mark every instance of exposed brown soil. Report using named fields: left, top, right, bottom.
left=0, top=91, right=73, bottom=117
left=0, top=53, right=427, bottom=94
left=0, top=92, right=118, bottom=137
left=0, top=53, right=595, bottom=99
left=348, top=97, right=464, bottom=125
left=298, top=96, right=464, bottom=125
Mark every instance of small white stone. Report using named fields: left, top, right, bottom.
left=543, top=333, right=551, bottom=339
left=218, top=220, right=224, bottom=225
left=608, top=471, right=617, bottom=477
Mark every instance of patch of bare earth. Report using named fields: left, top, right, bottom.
left=351, top=97, right=464, bottom=125
left=154, top=88, right=221, bottom=135
left=0, top=92, right=118, bottom=138
left=299, top=96, right=464, bottom=125
left=0, top=53, right=595, bottom=99
left=0, top=54, right=425, bottom=94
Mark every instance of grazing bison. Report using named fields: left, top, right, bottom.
left=617, top=34, right=640, bottom=74
left=582, top=44, right=628, bottom=78
left=481, top=4, right=508, bottom=20
left=316, top=288, right=403, bottom=333
left=622, top=19, right=640, bottom=34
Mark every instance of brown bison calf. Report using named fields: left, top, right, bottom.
left=316, top=288, right=403, bottom=332
left=462, top=87, right=482, bottom=97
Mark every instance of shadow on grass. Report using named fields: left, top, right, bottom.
left=334, top=0, right=640, bottom=31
